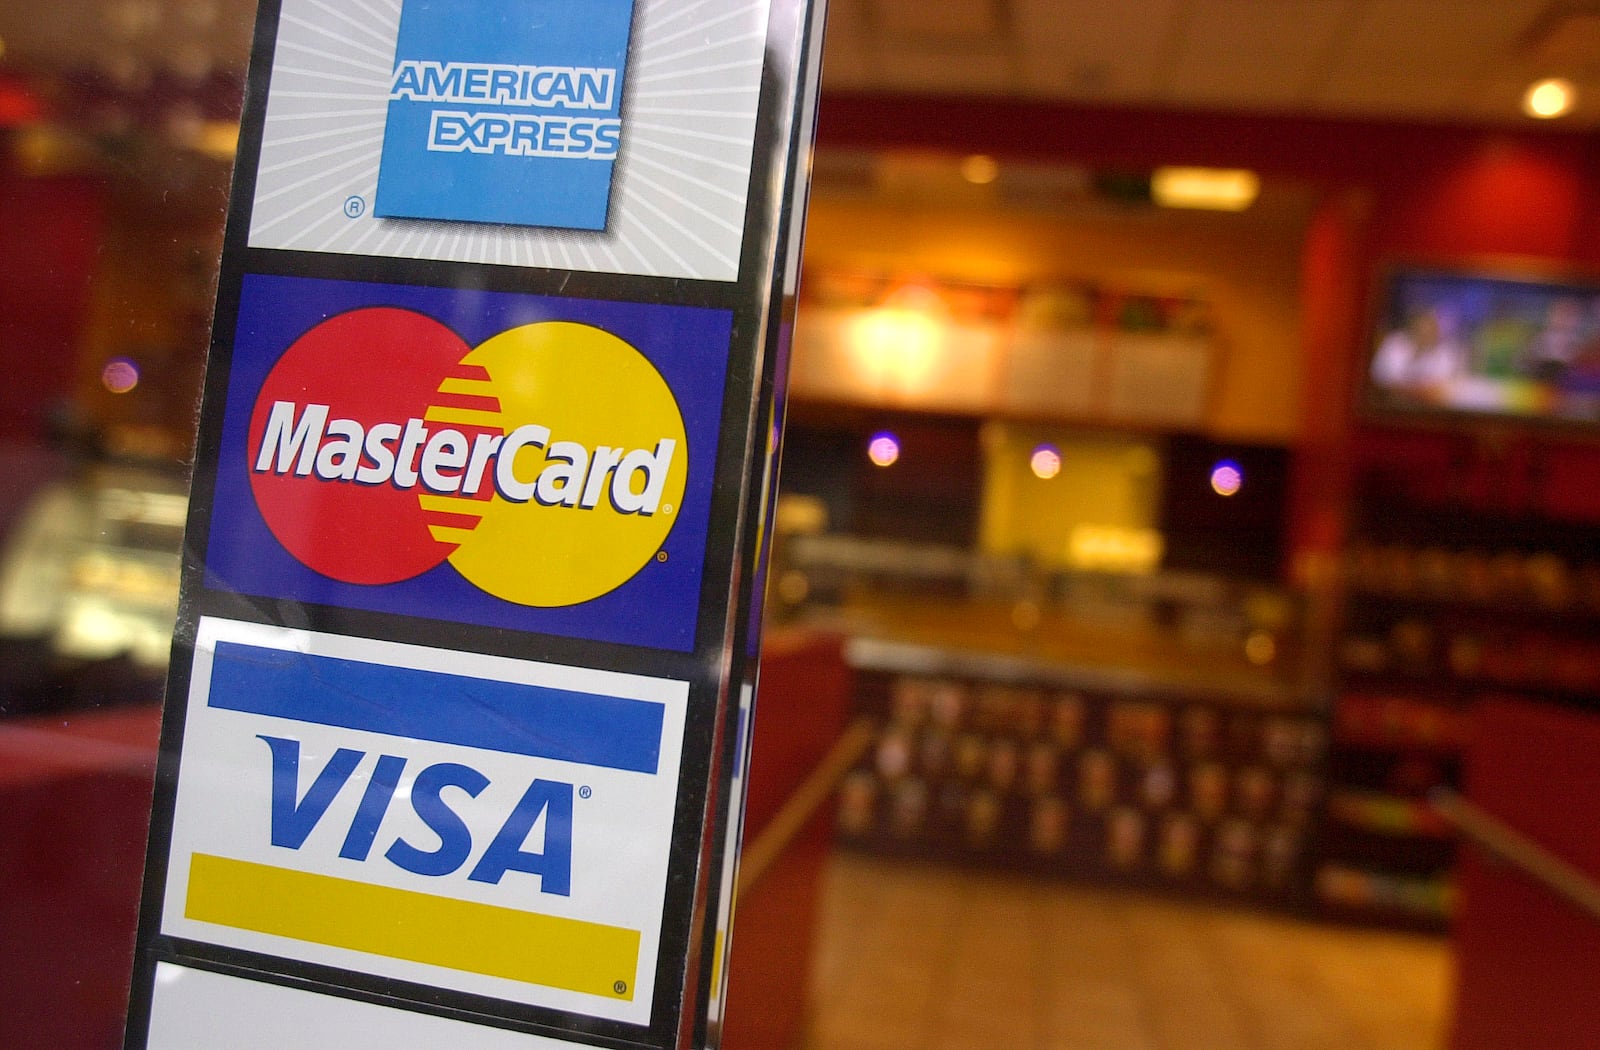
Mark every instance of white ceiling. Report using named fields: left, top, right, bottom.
left=0, top=0, right=1597, bottom=127
left=820, top=0, right=1600, bottom=126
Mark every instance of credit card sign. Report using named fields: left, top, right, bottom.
left=248, top=0, right=770, bottom=280
left=206, top=274, right=730, bottom=653
left=161, top=617, right=687, bottom=1026
left=128, top=0, right=826, bottom=1040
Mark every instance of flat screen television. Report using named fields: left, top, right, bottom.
left=1364, top=265, right=1600, bottom=427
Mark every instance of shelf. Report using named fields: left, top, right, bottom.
left=1336, top=665, right=1600, bottom=710
left=1314, top=863, right=1454, bottom=926
left=838, top=660, right=1326, bottom=908
left=1325, top=789, right=1453, bottom=840
left=1330, top=476, right=1600, bottom=933
left=1332, top=692, right=1472, bottom=754
left=1317, top=823, right=1457, bottom=875
left=1344, top=588, right=1600, bottom=628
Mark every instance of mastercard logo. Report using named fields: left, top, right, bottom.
left=246, top=308, right=687, bottom=608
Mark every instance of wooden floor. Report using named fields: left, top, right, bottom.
left=806, top=853, right=1453, bottom=1050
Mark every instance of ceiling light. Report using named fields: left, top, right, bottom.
left=1210, top=459, right=1243, bottom=497
left=960, top=154, right=999, bottom=185
left=1150, top=167, right=1259, bottom=211
left=1029, top=444, right=1062, bottom=480
left=1523, top=78, right=1575, bottom=119
left=867, top=431, right=901, bottom=468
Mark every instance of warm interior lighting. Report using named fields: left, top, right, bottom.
left=1150, top=167, right=1260, bottom=211
left=169, top=113, right=240, bottom=159
left=101, top=357, right=140, bottom=394
left=1210, top=459, right=1243, bottom=497
left=1523, top=78, right=1575, bottom=119
left=1029, top=444, right=1062, bottom=480
left=960, top=154, right=999, bottom=185
left=847, top=284, right=948, bottom=396
left=1067, top=525, right=1164, bottom=574
left=867, top=431, right=901, bottom=467
left=194, top=119, right=240, bottom=159
left=1245, top=631, right=1277, bottom=666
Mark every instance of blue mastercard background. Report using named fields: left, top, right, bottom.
left=205, top=273, right=733, bottom=653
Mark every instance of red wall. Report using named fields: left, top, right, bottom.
left=1374, top=138, right=1591, bottom=260
left=0, top=150, right=105, bottom=443
left=1450, top=699, right=1600, bottom=1050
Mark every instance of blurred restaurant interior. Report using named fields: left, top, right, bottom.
left=4, top=1, right=1600, bottom=1048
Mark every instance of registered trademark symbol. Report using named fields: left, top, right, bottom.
left=614, top=980, right=628, bottom=995
left=578, top=785, right=593, bottom=799
left=343, top=195, right=366, bottom=218
left=662, top=503, right=674, bottom=515
left=655, top=551, right=668, bottom=562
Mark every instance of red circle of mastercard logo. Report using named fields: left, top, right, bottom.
left=247, top=308, right=688, bottom=606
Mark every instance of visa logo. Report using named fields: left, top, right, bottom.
left=162, top=618, right=690, bottom=1020
left=259, top=735, right=574, bottom=894
left=190, top=636, right=674, bottom=902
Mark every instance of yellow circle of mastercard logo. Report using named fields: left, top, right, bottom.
left=248, top=315, right=688, bottom=608
left=443, top=322, right=687, bottom=607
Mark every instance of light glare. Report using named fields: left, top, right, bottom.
left=1151, top=167, right=1259, bottom=211
left=1524, top=78, right=1575, bottom=119
left=1210, top=459, right=1243, bottom=497
left=868, top=431, right=901, bottom=468
left=101, top=357, right=140, bottom=394
left=1030, top=444, right=1062, bottom=480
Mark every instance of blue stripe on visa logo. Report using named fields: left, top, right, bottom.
left=209, top=640, right=665, bottom=775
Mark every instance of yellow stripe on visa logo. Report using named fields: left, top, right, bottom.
left=184, top=854, right=639, bottom=999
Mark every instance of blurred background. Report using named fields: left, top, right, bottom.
left=4, top=2, right=1600, bottom=1048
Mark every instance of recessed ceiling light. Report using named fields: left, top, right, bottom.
left=1150, top=167, right=1259, bottom=211
left=1523, top=78, right=1575, bottom=119
left=867, top=431, right=901, bottom=468
left=1210, top=459, right=1243, bottom=497
left=1029, top=444, right=1062, bottom=480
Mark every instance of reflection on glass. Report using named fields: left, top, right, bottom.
left=101, top=357, right=141, bottom=394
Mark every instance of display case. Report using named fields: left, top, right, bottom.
left=834, top=638, right=1326, bottom=907
left=0, top=463, right=183, bottom=717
